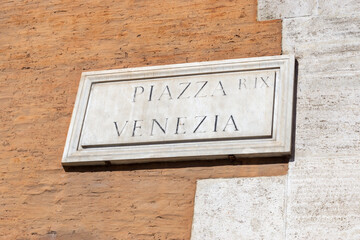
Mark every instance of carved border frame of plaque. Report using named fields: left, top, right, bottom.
left=62, top=55, right=295, bottom=166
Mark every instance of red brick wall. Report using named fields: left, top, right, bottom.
left=0, top=0, right=283, bottom=239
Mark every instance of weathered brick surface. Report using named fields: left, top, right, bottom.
left=0, top=0, right=282, bottom=239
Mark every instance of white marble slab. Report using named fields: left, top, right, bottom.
left=62, top=55, right=295, bottom=165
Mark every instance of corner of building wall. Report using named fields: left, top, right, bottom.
left=265, top=0, right=360, bottom=238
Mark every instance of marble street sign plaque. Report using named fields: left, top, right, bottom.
left=62, top=55, right=295, bottom=165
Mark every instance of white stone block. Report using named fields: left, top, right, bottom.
left=281, top=15, right=360, bottom=157
left=257, top=0, right=317, bottom=21
left=286, top=156, right=360, bottom=239
left=294, top=73, right=360, bottom=157
left=318, top=0, right=360, bottom=17
left=191, top=176, right=286, bottom=240
left=282, top=16, right=360, bottom=58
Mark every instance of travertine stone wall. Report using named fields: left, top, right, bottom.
left=0, top=1, right=283, bottom=239
left=259, top=1, right=360, bottom=239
